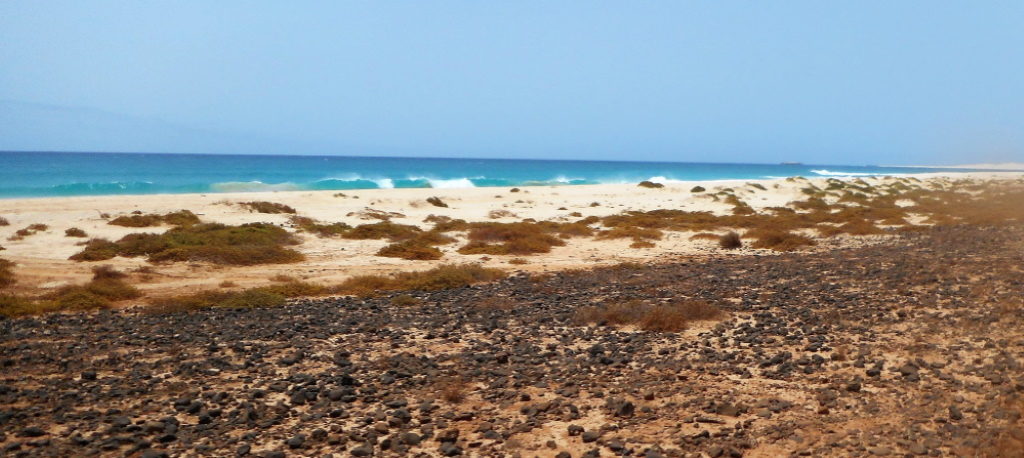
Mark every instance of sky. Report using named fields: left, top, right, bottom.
left=1, top=1, right=1022, bottom=165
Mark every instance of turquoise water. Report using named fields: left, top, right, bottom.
left=0, top=151, right=990, bottom=198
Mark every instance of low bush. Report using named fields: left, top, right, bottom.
left=458, top=222, right=572, bottom=255
left=718, top=231, right=743, bottom=249
left=637, top=181, right=664, bottom=189
left=575, top=299, right=722, bottom=332
left=344, top=221, right=422, bottom=241
left=65, top=227, right=88, bottom=237
left=0, top=216, right=8, bottom=226
left=289, top=216, right=351, bottom=237
left=745, top=229, right=816, bottom=251
left=91, top=265, right=127, bottom=280
left=239, top=201, right=296, bottom=214
left=426, top=196, right=448, bottom=208
left=690, top=186, right=705, bottom=193
left=109, top=210, right=200, bottom=227
left=8, top=224, right=47, bottom=240
left=70, top=223, right=304, bottom=265
left=333, top=264, right=506, bottom=298
left=377, top=241, right=444, bottom=260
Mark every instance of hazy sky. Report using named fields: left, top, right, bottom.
left=2, top=1, right=1022, bottom=164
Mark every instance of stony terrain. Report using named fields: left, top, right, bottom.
left=1, top=224, right=1022, bottom=457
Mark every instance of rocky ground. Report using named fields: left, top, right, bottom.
left=1, top=224, right=1023, bottom=457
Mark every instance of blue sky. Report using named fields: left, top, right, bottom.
left=1, top=1, right=1022, bottom=165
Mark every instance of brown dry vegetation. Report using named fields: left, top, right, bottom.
left=719, top=231, right=743, bottom=249
left=64, top=227, right=88, bottom=237
left=343, top=221, right=422, bottom=241
left=637, top=180, right=664, bottom=188
left=108, top=210, right=200, bottom=227
left=457, top=221, right=591, bottom=255
left=334, top=264, right=506, bottom=298
left=288, top=216, right=351, bottom=237
left=1, top=266, right=142, bottom=318
left=0, top=258, right=15, bottom=288
left=70, top=222, right=303, bottom=265
left=238, top=201, right=296, bottom=214
left=7, top=223, right=48, bottom=240
left=426, top=196, right=448, bottom=208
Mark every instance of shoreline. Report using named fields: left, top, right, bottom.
left=0, top=169, right=1020, bottom=203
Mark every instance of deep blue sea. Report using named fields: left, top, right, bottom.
left=0, top=151, right=990, bottom=198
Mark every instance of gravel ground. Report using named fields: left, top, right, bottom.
left=2, top=225, right=1023, bottom=457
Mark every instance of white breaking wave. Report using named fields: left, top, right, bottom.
left=373, top=178, right=395, bottom=189
left=811, top=169, right=886, bottom=177
left=425, top=178, right=476, bottom=189
left=211, top=181, right=302, bottom=192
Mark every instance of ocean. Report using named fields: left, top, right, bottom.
left=0, top=151, right=986, bottom=198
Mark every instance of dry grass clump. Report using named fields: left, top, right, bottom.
left=718, top=231, right=743, bottom=249
left=334, top=264, right=506, bottom=298
left=508, top=258, right=528, bottom=265
left=1, top=294, right=61, bottom=318
left=91, top=265, right=127, bottom=280
left=631, top=240, right=656, bottom=248
left=148, top=289, right=286, bottom=314
left=458, top=222, right=568, bottom=255
left=65, top=227, right=88, bottom=237
left=0, top=258, right=15, bottom=288
left=689, top=232, right=720, bottom=241
left=440, top=377, right=469, bottom=403
left=289, top=216, right=351, bottom=237
left=8, top=223, right=48, bottom=240
left=426, top=196, right=448, bottom=208
left=377, top=241, right=444, bottom=260
left=391, top=294, right=422, bottom=306
left=148, top=278, right=326, bottom=313
left=637, top=181, right=664, bottom=189
left=377, top=230, right=456, bottom=260
left=0, top=216, right=8, bottom=226
left=575, top=299, right=722, bottom=332
left=109, top=210, right=200, bottom=227
left=598, top=226, right=664, bottom=241
left=344, top=221, right=422, bottom=241
left=238, top=201, right=296, bottom=214
left=691, top=186, right=706, bottom=193
left=745, top=229, right=816, bottom=251
left=70, top=223, right=304, bottom=265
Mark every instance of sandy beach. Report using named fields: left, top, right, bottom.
left=1, top=171, right=1020, bottom=301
